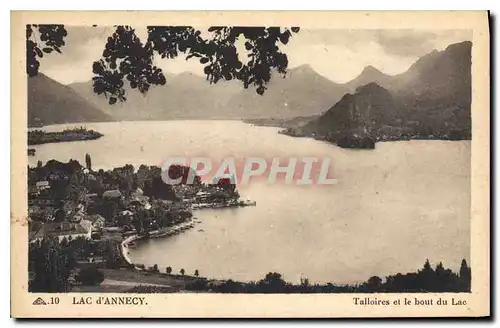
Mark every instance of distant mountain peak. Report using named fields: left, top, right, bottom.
left=445, top=40, right=472, bottom=51
left=344, top=65, right=392, bottom=91
left=355, top=82, right=388, bottom=94
left=356, top=65, right=390, bottom=80
left=361, top=65, right=382, bottom=74
left=290, top=64, right=315, bottom=74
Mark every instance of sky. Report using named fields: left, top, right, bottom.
left=38, top=27, right=472, bottom=85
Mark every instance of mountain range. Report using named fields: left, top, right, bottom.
left=68, top=72, right=242, bottom=121
left=27, top=41, right=471, bottom=134
left=28, top=73, right=112, bottom=127
left=296, top=41, right=472, bottom=142
left=66, top=64, right=349, bottom=121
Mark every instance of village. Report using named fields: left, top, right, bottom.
left=27, top=154, right=256, bottom=291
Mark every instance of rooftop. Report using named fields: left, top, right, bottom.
left=33, top=219, right=92, bottom=239
left=103, top=190, right=122, bottom=198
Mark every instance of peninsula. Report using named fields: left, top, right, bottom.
left=28, top=127, right=104, bottom=145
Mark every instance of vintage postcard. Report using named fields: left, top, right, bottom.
left=11, top=11, right=490, bottom=318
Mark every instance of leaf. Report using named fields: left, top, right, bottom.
left=92, top=61, right=104, bottom=74
left=291, top=27, right=300, bottom=33
left=199, top=57, right=209, bottom=64
left=34, top=47, right=43, bottom=58
left=279, top=32, right=290, bottom=45
left=42, top=47, right=53, bottom=53
left=109, top=97, right=117, bottom=105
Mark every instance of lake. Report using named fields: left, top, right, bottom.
left=29, top=121, right=471, bottom=284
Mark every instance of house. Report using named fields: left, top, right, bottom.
left=120, top=210, right=134, bottom=216
left=86, top=214, right=105, bottom=230
left=47, top=173, right=68, bottom=181
left=30, top=219, right=92, bottom=243
left=102, top=226, right=124, bottom=233
left=28, top=198, right=56, bottom=207
left=69, top=212, right=85, bottom=223
left=35, top=180, right=50, bottom=191
left=132, top=188, right=144, bottom=197
left=130, top=194, right=151, bottom=209
left=28, top=205, right=42, bottom=217
left=195, top=191, right=212, bottom=202
left=103, top=189, right=122, bottom=199
left=85, top=193, right=100, bottom=204
left=28, top=185, right=40, bottom=198
left=28, top=206, right=55, bottom=222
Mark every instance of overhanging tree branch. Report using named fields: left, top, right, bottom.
left=26, top=24, right=300, bottom=104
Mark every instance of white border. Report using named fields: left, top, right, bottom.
left=4, top=2, right=496, bottom=327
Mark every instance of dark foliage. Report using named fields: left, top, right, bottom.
left=165, top=164, right=202, bottom=185
left=29, top=159, right=199, bottom=238
left=26, top=24, right=67, bottom=77
left=143, top=175, right=177, bottom=200
left=185, top=259, right=472, bottom=293
left=75, top=267, right=105, bottom=285
left=28, top=237, right=75, bottom=292
left=29, top=236, right=129, bottom=292
left=149, top=264, right=159, bottom=273
left=26, top=24, right=300, bottom=100
left=214, top=177, right=236, bottom=192
left=85, top=153, right=92, bottom=171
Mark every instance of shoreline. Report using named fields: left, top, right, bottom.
left=119, top=199, right=256, bottom=270
left=120, top=217, right=202, bottom=268
left=278, top=129, right=472, bottom=147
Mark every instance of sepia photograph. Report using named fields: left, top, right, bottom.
left=11, top=11, right=490, bottom=318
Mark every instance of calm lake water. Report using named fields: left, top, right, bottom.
left=29, top=121, right=471, bottom=284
